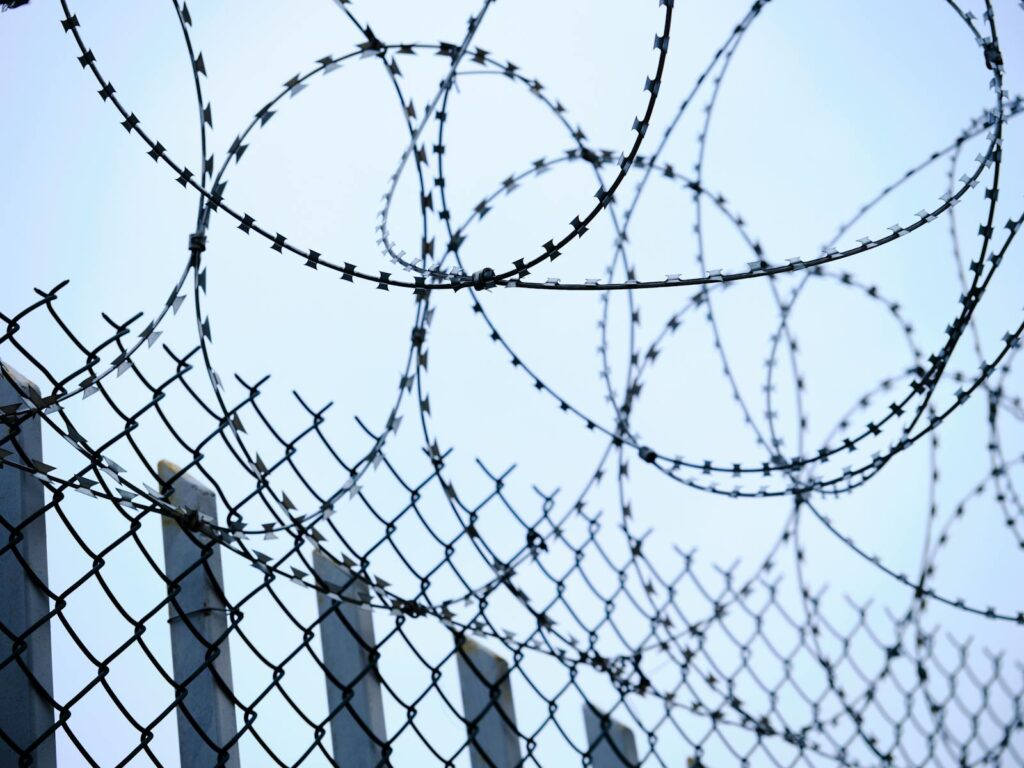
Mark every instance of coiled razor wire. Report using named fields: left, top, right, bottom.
left=2, top=0, right=1024, bottom=765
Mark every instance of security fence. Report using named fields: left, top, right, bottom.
left=2, top=0, right=1024, bottom=765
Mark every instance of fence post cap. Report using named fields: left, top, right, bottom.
left=158, top=460, right=215, bottom=493
left=157, top=459, right=182, bottom=480
left=458, top=637, right=509, bottom=669
left=0, top=362, right=41, bottom=398
left=459, top=637, right=486, bottom=655
left=157, top=460, right=217, bottom=527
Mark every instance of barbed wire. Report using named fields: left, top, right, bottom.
left=2, top=0, right=1024, bottom=765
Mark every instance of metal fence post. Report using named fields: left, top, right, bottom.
left=0, top=365, right=56, bottom=768
left=158, top=460, right=240, bottom=768
left=313, top=549, right=387, bottom=767
left=583, top=704, right=638, bottom=767
left=456, top=638, right=521, bottom=768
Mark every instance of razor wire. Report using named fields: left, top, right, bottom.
left=2, top=0, right=1024, bottom=765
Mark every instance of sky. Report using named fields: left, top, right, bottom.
left=2, top=0, right=1024, bottom=765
